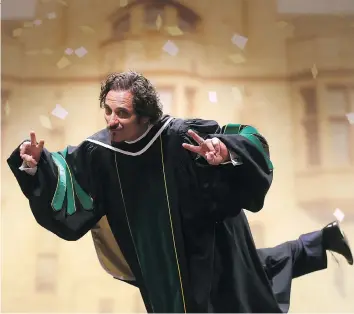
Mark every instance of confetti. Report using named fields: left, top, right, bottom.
left=229, top=54, right=246, bottom=64
left=74, top=46, right=88, bottom=58
left=33, top=19, right=42, bottom=26
left=47, top=12, right=57, bottom=19
left=333, top=208, right=345, bottom=222
left=12, top=28, right=23, bottom=37
left=120, top=0, right=128, bottom=7
left=39, top=115, right=52, bottom=129
left=231, top=87, right=244, bottom=105
left=166, top=26, right=183, bottom=36
left=346, top=112, right=354, bottom=124
left=42, top=48, right=53, bottom=55
left=56, top=56, right=71, bottom=69
left=208, top=91, right=218, bottom=103
left=156, top=15, right=162, bottom=30
left=276, top=21, right=288, bottom=28
left=79, top=25, right=96, bottom=34
left=162, top=40, right=179, bottom=56
left=4, top=102, right=10, bottom=116
left=65, top=48, right=74, bottom=55
left=51, top=104, right=68, bottom=120
left=231, top=34, right=248, bottom=50
left=311, top=64, right=318, bottom=78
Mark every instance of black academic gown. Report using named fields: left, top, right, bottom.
left=8, top=115, right=282, bottom=313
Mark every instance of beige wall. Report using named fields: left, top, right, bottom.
left=2, top=0, right=354, bottom=312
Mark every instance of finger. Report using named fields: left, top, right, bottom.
left=22, top=155, right=38, bottom=167
left=211, top=137, right=221, bottom=155
left=187, top=130, right=204, bottom=145
left=37, top=140, right=45, bottom=151
left=182, top=143, right=202, bottom=154
left=20, top=142, right=31, bottom=155
left=30, top=131, right=37, bottom=146
left=203, top=140, right=215, bottom=153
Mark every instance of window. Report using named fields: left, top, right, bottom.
left=35, top=253, right=58, bottom=293
left=112, top=14, right=131, bottom=39
left=300, top=87, right=320, bottom=166
left=326, top=86, right=354, bottom=165
left=145, top=4, right=164, bottom=29
left=158, top=88, right=174, bottom=114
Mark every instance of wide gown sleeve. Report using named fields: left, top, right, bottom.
left=179, top=119, right=273, bottom=219
left=7, top=141, right=105, bottom=241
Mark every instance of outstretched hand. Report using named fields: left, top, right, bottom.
left=19, top=131, right=45, bottom=168
left=182, top=129, right=230, bottom=165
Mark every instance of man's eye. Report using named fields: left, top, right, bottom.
left=117, top=111, right=129, bottom=118
left=105, top=108, right=112, bottom=114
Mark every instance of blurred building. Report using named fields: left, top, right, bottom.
left=1, top=0, right=354, bottom=312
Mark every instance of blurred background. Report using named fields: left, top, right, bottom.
left=1, top=0, right=354, bottom=312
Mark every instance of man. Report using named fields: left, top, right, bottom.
left=8, top=71, right=287, bottom=312
left=92, top=217, right=353, bottom=313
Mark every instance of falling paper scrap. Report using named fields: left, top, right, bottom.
left=4, top=103, right=10, bottom=116
left=156, top=15, right=162, bottom=30
left=39, top=115, right=52, bottom=129
left=333, top=208, right=345, bottom=222
left=79, top=25, right=96, bottom=34
left=75, top=47, right=88, bottom=58
left=47, top=12, right=57, bottom=20
left=23, top=21, right=34, bottom=28
left=166, top=26, right=183, bottom=36
left=25, top=50, right=40, bottom=56
left=13, top=28, right=23, bottom=37
left=208, top=91, right=218, bottom=103
left=65, top=48, right=74, bottom=55
left=56, top=56, right=71, bottom=69
left=120, top=0, right=128, bottom=7
left=57, top=0, right=68, bottom=6
left=163, top=40, right=179, bottom=56
left=33, top=19, right=42, bottom=26
left=311, top=64, right=318, bottom=78
left=346, top=112, right=354, bottom=124
left=51, top=104, right=68, bottom=120
left=231, top=34, right=248, bottom=50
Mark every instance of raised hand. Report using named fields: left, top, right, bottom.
left=182, top=129, right=230, bottom=165
left=19, top=131, right=45, bottom=168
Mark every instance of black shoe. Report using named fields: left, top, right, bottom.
left=322, top=220, right=353, bottom=265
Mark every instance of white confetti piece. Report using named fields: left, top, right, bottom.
left=311, top=64, right=318, bottom=78
left=75, top=46, right=88, bottom=58
left=156, top=15, right=162, bottom=30
left=33, top=19, right=42, bottom=26
left=162, top=40, right=179, bottom=56
left=51, top=104, right=68, bottom=120
left=333, top=208, right=345, bottom=222
left=276, top=21, right=288, bottom=28
left=12, top=28, right=23, bottom=37
left=65, top=48, right=74, bottom=55
left=208, top=91, right=218, bottom=103
left=120, top=0, right=128, bottom=7
left=79, top=25, right=96, bottom=34
left=47, top=12, right=57, bottom=19
left=346, top=112, right=354, bottom=124
left=4, top=102, right=10, bottom=116
left=231, top=87, right=244, bottom=106
left=166, top=26, right=183, bottom=36
left=39, top=115, right=52, bottom=129
left=56, top=56, right=71, bottom=69
left=231, top=34, right=248, bottom=50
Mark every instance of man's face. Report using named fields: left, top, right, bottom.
left=103, top=90, right=147, bottom=142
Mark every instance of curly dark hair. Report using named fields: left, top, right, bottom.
left=99, top=71, right=163, bottom=124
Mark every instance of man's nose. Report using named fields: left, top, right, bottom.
left=108, top=114, right=119, bottom=126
